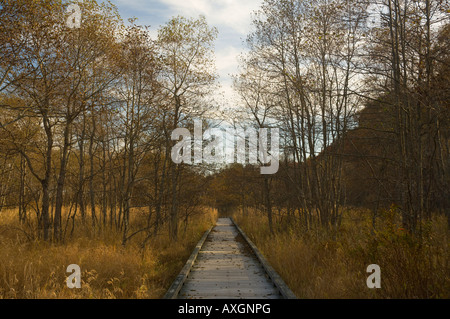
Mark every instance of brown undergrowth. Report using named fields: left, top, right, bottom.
left=0, top=207, right=217, bottom=299
left=233, top=207, right=449, bottom=299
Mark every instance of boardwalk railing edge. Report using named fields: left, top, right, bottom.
left=230, top=218, right=298, bottom=299
left=163, top=226, right=213, bottom=299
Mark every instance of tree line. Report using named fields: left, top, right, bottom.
left=0, top=0, right=218, bottom=244
left=0, top=0, right=448, bottom=245
left=225, top=0, right=449, bottom=235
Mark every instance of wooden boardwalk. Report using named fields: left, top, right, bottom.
left=164, top=217, right=296, bottom=299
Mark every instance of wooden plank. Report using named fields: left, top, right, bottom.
left=182, top=288, right=277, bottom=294
left=165, top=217, right=295, bottom=299
left=177, top=218, right=282, bottom=299
left=230, top=218, right=297, bottom=299
left=181, top=281, right=274, bottom=288
left=181, top=287, right=277, bottom=294
left=180, top=291, right=281, bottom=299
left=163, top=226, right=213, bottom=299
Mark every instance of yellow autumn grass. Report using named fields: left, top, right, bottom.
left=0, top=207, right=217, bottom=299
left=233, top=207, right=449, bottom=299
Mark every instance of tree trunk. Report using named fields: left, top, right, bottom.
left=54, top=122, right=72, bottom=241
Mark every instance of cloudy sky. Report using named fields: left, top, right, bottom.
left=108, top=0, right=263, bottom=107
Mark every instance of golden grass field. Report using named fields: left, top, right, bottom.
left=233, top=207, right=449, bottom=299
left=0, top=207, right=217, bottom=299
left=0, top=205, right=448, bottom=299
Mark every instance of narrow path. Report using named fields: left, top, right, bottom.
left=178, top=217, right=281, bottom=299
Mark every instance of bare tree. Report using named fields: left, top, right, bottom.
left=157, top=15, right=218, bottom=240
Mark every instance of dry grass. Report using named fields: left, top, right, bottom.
left=233, top=207, right=449, bottom=299
left=0, top=207, right=217, bottom=299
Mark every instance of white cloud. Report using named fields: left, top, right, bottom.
left=155, top=0, right=261, bottom=104
left=214, top=45, right=242, bottom=106
left=216, top=45, right=240, bottom=78
left=109, top=0, right=261, bottom=106
left=159, top=0, right=261, bottom=35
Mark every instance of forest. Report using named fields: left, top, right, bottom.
left=0, top=0, right=448, bottom=299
